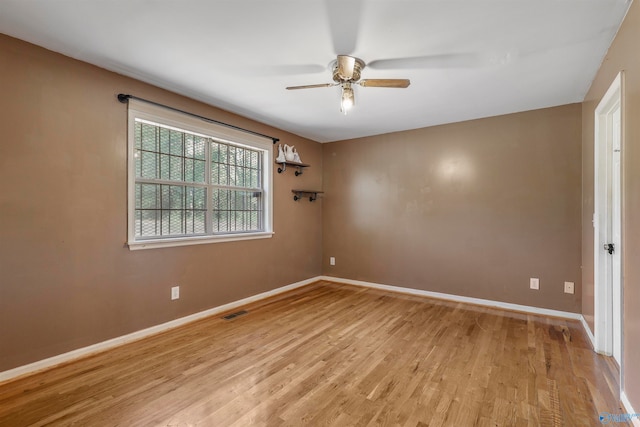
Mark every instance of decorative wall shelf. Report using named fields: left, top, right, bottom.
left=292, top=189, right=323, bottom=202
left=276, top=161, right=309, bottom=176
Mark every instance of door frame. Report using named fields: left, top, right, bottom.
left=593, top=71, right=624, bottom=361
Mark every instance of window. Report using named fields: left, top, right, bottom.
left=127, top=100, right=273, bottom=250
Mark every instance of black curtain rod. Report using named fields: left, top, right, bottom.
left=117, top=94, right=279, bottom=144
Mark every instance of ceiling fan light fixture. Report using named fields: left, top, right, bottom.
left=285, top=55, right=410, bottom=113
left=341, top=83, right=355, bottom=114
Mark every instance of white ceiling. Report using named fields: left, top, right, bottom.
left=0, top=0, right=631, bottom=142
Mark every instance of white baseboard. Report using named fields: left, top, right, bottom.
left=318, top=276, right=582, bottom=320
left=0, top=276, right=320, bottom=384
left=3, top=273, right=637, bottom=424
left=621, top=391, right=640, bottom=427
left=580, top=315, right=596, bottom=349
left=0, top=275, right=598, bottom=385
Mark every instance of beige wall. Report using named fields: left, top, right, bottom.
left=5, top=17, right=636, bottom=406
left=582, top=0, right=640, bottom=411
left=322, top=105, right=582, bottom=313
left=0, top=35, right=323, bottom=371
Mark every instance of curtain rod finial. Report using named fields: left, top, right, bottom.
left=117, top=94, right=131, bottom=103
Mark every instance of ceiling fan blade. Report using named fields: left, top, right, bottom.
left=240, top=64, right=326, bottom=77
left=286, top=83, right=335, bottom=90
left=337, top=55, right=356, bottom=80
left=325, top=0, right=363, bottom=55
left=368, top=54, right=486, bottom=70
left=359, top=79, right=411, bottom=88
left=261, top=64, right=327, bottom=76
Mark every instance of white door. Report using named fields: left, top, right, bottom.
left=594, top=72, right=623, bottom=367
left=611, top=104, right=622, bottom=365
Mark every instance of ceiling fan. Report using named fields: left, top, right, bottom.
left=286, top=55, right=410, bottom=114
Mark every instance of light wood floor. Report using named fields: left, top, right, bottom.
left=0, top=281, right=628, bottom=426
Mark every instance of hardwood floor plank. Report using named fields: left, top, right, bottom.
left=0, top=281, right=630, bottom=426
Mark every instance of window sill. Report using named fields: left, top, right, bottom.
left=128, top=231, right=274, bottom=251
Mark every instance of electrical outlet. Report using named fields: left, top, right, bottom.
left=330, top=257, right=335, bottom=266
left=530, top=278, right=540, bottom=290
left=564, top=282, right=575, bottom=294
left=171, top=286, right=180, bottom=300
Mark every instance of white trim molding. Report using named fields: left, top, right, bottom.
left=128, top=231, right=274, bottom=251
left=580, top=315, right=596, bottom=350
left=593, top=71, right=624, bottom=356
left=319, top=276, right=582, bottom=320
left=621, top=391, right=640, bottom=427
left=0, top=275, right=596, bottom=385
left=0, top=276, right=318, bottom=384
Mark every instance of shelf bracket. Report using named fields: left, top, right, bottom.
left=276, top=161, right=309, bottom=176
left=292, top=190, right=324, bottom=202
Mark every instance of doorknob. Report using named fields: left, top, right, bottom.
left=604, top=243, right=614, bottom=255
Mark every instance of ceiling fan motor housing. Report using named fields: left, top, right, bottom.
left=333, top=56, right=365, bottom=83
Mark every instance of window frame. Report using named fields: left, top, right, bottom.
left=126, top=100, right=273, bottom=250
